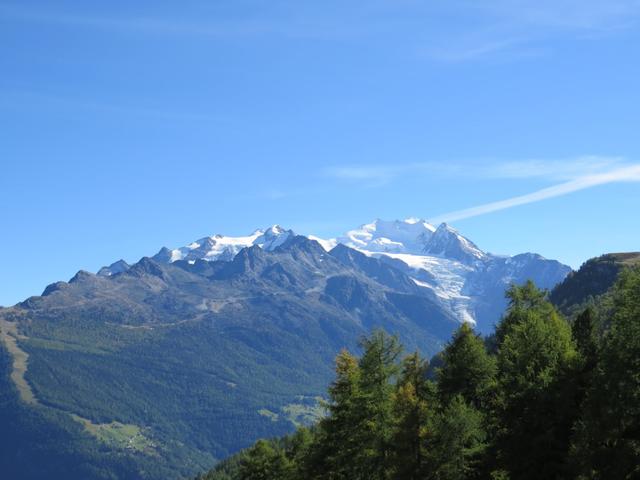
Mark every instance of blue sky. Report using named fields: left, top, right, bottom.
left=1, top=0, right=640, bottom=306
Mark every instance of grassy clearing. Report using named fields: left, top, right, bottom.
left=282, top=397, right=326, bottom=427
left=258, top=408, right=280, bottom=422
left=71, top=414, right=157, bottom=455
left=0, top=319, right=37, bottom=405
left=258, top=398, right=326, bottom=428
left=608, top=252, right=640, bottom=266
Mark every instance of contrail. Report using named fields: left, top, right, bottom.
left=431, top=164, right=640, bottom=223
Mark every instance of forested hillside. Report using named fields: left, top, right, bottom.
left=0, top=237, right=461, bottom=479
left=198, top=266, right=640, bottom=480
left=550, top=252, right=640, bottom=315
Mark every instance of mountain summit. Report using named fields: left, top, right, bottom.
left=339, top=218, right=436, bottom=254
left=100, top=218, right=570, bottom=332
left=149, top=225, right=295, bottom=264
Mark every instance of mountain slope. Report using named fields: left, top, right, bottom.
left=333, top=219, right=571, bottom=332
left=550, top=252, right=640, bottom=315
left=0, top=236, right=460, bottom=479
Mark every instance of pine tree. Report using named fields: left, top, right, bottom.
left=356, top=330, right=402, bottom=480
left=572, top=307, right=598, bottom=372
left=495, top=280, right=555, bottom=344
left=572, top=268, right=640, bottom=479
left=391, top=352, right=435, bottom=480
left=285, top=428, right=314, bottom=479
left=424, top=395, right=486, bottom=480
left=238, top=439, right=292, bottom=480
left=437, top=323, right=497, bottom=410
left=310, top=349, right=364, bottom=480
left=494, top=283, right=578, bottom=479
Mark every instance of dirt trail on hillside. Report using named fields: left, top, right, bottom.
left=0, top=319, right=38, bottom=405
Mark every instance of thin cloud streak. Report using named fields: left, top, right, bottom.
left=423, top=0, right=640, bottom=62
left=488, top=156, right=625, bottom=180
left=431, top=164, right=640, bottom=223
left=325, top=163, right=464, bottom=186
left=427, top=37, right=525, bottom=62
left=326, top=156, right=625, bottom=184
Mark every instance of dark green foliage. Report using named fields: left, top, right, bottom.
left=355, top=331, right=403, bottom=479
left=307, top=331, right=402, bottom=480
left=308, top=349, right=364, bottom=479
left=495, top=279, right=555, bottom=343
left=550, top=252, right=640, bottom=316
left=572, top=268, right=640, bottom=479
left=437, top=323, right=497, bottom=410
left=200, top=269, right=640, bottom=480
left=494, top=283, right=578, bottom=479
left=237, top=440, right=293, bottom=480
left=572, top=307, right=598, bottom=372
left=391, top=352, right=434, bottom=480
left=0, top=344, right=176, bottom=480
left=424, top=395, right=487, bottom=480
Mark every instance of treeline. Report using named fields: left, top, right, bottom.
left=199, top=268, right=640, bottom=480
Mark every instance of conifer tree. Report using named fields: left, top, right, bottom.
left=310, top=349, right=364, bottom=479
left=572, top=268, right=640, bottom=479
left=391, top=352, right=435, bottom=480
left=356, top=330, right=402, bottom=480
left=494, top=283, right=577, bottom=479
left=424, top=395, right=486, bottom=480
left=238, top=439, right=292, bottom=480
left=437, top=322, right=497, bottom=410
left=572, top=307, right=598, bottom=371
left=495, top=280, right=555, bottom=344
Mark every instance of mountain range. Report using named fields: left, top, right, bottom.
left=100, top=219, right=570, bottom=333
left=0, top=219, right=571, bottom=479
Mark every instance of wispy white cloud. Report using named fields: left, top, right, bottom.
left=431, top=163, right=640, bottom=223
left=5, top=1, right=639, bottom=52
left=326, top=156, right=640, bottom=221
left=421, top=0, right=640, bottom=62
left=325, top=162, right=463, bottom=186
left=485, top=155, right=626, bottom=180
left=324, top=165, right=402, bottom=186
left=426, top=37, right=526, bottom=62
left=325, top=155, right=625, bottom=184
left=475, top=0, right=640, bottom=30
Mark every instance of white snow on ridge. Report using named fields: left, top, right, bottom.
left=376, top=251, right=477, bottom=325
left=325, top=219, right=484, bottom=325
left=147, top=218, right=485, bottom=325
left=308, top=235, right=338, bottom=252
left=382, top=252, right=472, bottom=300
left=104, top=218, right=568, bottom=329
left=165, top=225, right=294, bottom=263
left=341, top=218, right=436, bottom=254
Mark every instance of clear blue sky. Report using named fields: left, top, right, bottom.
left=2, top=0, right=640, bottom=306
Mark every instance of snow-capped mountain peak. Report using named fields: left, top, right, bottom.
left=253, top=225, right=294, bottom=250
left=98, top=218, right=570, bottom=332
left=153, top=225, right=294, bottom=263
left=422, top=223, right=486, bottom=263
left=340, top=218, right=436, bottom=255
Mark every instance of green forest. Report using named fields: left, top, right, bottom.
left=199, top=267, right=640, bottom=480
